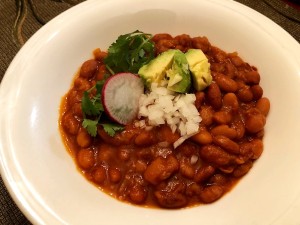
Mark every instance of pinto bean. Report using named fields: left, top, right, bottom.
left=225, top=63, right=237, bottom=79
left=229, top=54, right=244, bottom=67
left=67, top=90, right=82, bottom=107
left=191, top=128, right=213, bottom=145
left=223, top=93, right=239, bottom=110
left=213, top=110, right=232, bottom=125
left=213, top=135, right=240, bottom=154
left=231, top=118, right=245, bottom=140
left=76, top=128, right=92, bottom=148
left=96, top=64, right=107, bottom=80
left=209, top=174, right=228, bottom=186
left=77, top=148, right=95, bottom=170
left=136, top=148, right=152, bottom=161
left=199, top=185, right=224, bottom=203
left=98, top=144, right=115, bottom=162
left=244, top=70, right=260, bottom=84
left=175, top=45, right=185, bottom=51
left=245, top=108, right=266, bottom=133
left=72, top=102, right=83, bottom=117
left=92, top=166, right=107, bottom=184
left=118, top=147, right=131, bottom=161
left=207, top=83, right=222, bottom=110
left=256, top=97, right=270, bottom=116
left=156, top=39, right=176, bottom=54
left=158, top=125, right=180, bottom=143
left=186, top=183, right=202, bottom=196
left=134, top=130, right=157, bottom=146
left=176, top=142, right=198, bottom=156
left=211, top=63, right=225, bottom=73
left=214, top=73, right=238, bottom=92
left=237, top=86, right=253, bottom=102
left=154, top=180, right=187, bottom=208
left=134, top=160, right=148, bottom=173
left=213, top=50, right=227, bottom=63
left=93, top=49, right=107, bottom=62
left=251, top=85, right=263, bottom=100
left=195, top=91, right=205, bottom=110
left=200, top=106, right=214, bottom=126
left=200, top=145, right=235, bottom=166
left=256, top=129, right=265, bottom=138
left=74, top=77, right=91, bottom=91
left=219, top=166, right=235, bottom=174
left=250, top=139, right=264, bottom=159
left=194, top=165, right=215, bottom=183
left=175, top=34, right=192, bottom=47
left=233, top=161, right=253, bottom=177
left=62, top=112, right=80, bottom=135
left=118, top=173, right=147, bottom=203
left=180, top=158, right=195, bottom=179
left=238, top=142, right=254, bottom=163
left=152, top=33, right=173, bottom=42
left=129, top=184, right=147, bottom=204
left=109, top=167, right=122, bottom=183
left=144, top=154, right=179, bottom=185
left=236, top=80, right=245, bottom=89
left=80, top=59, right=98, bottom=78
left=211, top=125, right=237, bottom=139
left=191, top=36, right=211, bottom=53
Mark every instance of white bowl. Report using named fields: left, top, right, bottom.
left=1, top=0, right=300, bottom=224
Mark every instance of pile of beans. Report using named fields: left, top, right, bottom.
left=60, top=33, right=270, bottom=208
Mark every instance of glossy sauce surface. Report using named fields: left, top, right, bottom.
left=60, top=33, right=270, bottom=208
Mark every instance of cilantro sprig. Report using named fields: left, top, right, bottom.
left=81, top=79, right=124, bottom=137
left=81, top=80, right=104, bottom=116
left=82, top=119, right=98, bottom=137
left=100, top=123, right=125, bottom=137
left=104, top=30, right=155, bottom=74
left=81, top=30, right=153, bottom=137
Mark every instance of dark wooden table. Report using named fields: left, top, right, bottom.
left=0, top=0, right=299, bottom=224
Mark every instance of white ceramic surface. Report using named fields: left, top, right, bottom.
left=1, top=0, right=300, bottom=224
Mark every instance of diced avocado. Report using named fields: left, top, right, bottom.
left=138, top=49, right=177, bottom=88
left=185, top=49, right=212, bottom=91
left=166, top=50, right=191, bottom=93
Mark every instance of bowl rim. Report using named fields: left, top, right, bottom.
left=1, top=0, right=300, bottom=224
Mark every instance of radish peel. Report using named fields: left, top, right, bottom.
left=102, top=73, right=144, bottom=125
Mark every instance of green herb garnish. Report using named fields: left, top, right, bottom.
left=100, top=123, right=125, bottom=137
left=104, top=30, right=155, bottom=74
left=82, top=119, right=99, bottom=137
left=81, top=31, right=153, bottom=137
left=81, top=78, right=124, bottom=137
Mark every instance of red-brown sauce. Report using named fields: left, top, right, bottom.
left=59, top=33, right=270, bottom=208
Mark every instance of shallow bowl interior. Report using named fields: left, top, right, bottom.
left=1, top=0, right=300, bottom=224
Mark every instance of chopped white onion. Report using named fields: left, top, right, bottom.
left=137, top=83, right=202, bottom=148
left=190, top=155, right=199, bottom=164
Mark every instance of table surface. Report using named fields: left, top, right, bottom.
left=0, top=0, right=299, bottom=224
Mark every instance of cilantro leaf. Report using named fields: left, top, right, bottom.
left=81, top=79, right=124, bottom=138
left=81, top=80, right=105, bottom=136
left=104, top=30, right=155, bottom=74
left=95, top=79, right=105, bottom=93
left=81, top=79, right=106, bottom=117
left=100, top=123, right=124, bottom=137
left=82, top=119, right=99, bottom=137
left=81, top=92, right=100, bottom=116
left=93, top=99, right=104, bottom=112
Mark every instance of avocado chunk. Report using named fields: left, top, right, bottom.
left=185, top=49, right=212, bottom=91
left=166, top=50, right=191, bottom=93
left=138, top=49, right=177, bottom=88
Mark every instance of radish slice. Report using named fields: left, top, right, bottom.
left=102, top=73, right=144, bottom=125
